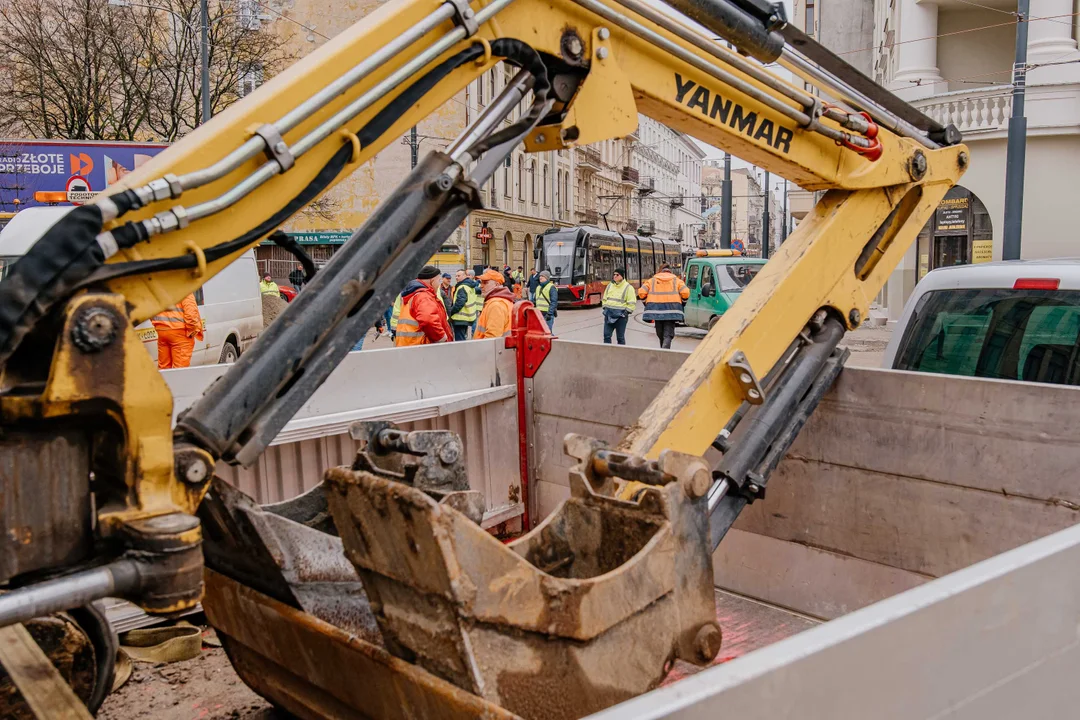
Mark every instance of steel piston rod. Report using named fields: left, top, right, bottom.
left=0, top=560, right=143, bottom=629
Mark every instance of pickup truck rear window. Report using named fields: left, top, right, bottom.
left=894, top=288, right=1080, bottom=385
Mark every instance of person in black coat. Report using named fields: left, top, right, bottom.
left=288, top=263, right=306, bottom=290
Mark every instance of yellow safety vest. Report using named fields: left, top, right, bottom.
left=390, top=294, right=402, bottom=331
left=602, top=280, right=636, bottom=312
left=450, top=283, right=479, bottom=323
left=468, top=284, right=484, bottom=318
left=535, top=282, right=555, bottom=313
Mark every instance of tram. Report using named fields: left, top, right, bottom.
left=536, top=226, right=683, bottom=307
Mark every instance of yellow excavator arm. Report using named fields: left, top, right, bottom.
left=0, top=0, right=965, bottom=714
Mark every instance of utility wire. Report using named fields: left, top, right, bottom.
left=841, top=11, right=1080, bottom=57
left=255, top=1, right=330, bottom=40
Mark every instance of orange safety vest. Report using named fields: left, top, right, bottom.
left=394, top=292, right=451, bottom=346
left=638, top=272, right=689, bottom=322
left=151, top=294, right=203, bottom=339
left=475, top=297, right=513, bottom=339
left=150, top=306, right=186, bottom=330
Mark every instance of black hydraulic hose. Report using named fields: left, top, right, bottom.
left=0, top=205, right=107, bottom=366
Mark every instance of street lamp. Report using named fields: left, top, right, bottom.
left=108, top=0, right=211, bottom=125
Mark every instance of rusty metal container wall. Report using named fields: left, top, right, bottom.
left=529, top=340, right=1080, bottom=619
left=0, top=430, right=93, bottom=582
left=166, top=341, right=521, bottom=519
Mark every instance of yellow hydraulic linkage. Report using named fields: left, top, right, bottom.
left=0, top=0, right=964, bottom=714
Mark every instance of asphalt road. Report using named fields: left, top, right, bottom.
left=361, top=303, right=893, bottom=365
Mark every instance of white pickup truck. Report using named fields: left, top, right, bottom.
left=883, top=259, right=1080, bottom=386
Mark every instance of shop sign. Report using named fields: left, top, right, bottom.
left=935, top=196, right=969, bottom=235
left=268, top=231, right=354, bottom=245
left=972, top=239, right=993, bottom=263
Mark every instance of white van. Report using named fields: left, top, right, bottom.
left=0, top=207, right=263, bottom=366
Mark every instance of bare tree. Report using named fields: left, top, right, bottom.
left=0, top=0, right=294, bottom=141
left=298, top=195, right=342, bottom=223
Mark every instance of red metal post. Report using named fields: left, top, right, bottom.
left=505, top=300, right=554, bottom=532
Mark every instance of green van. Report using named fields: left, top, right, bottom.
left=681, top=251, right=766, bottom=330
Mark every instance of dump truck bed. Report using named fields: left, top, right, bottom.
left=176, top=337, right=1080, bottom=718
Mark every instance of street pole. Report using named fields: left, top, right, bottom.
left=1002, top=0, right=1029, bottom=260
left=762, top=171, right=770, bottom=260
left=410, top=127, right=418, bottom=168
left=781, top=178, right=788, bottom=244
left=200, top=0, right=210, bottom=124
left=720, top=152, right=732, bottom=249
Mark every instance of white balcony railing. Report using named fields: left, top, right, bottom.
left=912, top=85, right=1012, bottom=135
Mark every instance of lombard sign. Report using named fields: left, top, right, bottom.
left=0, top=139, right=168, bottom=210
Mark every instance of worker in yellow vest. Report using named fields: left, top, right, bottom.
left=389, top=294, right=403, bottom=340
left=601, top=267, right=636, bottom=345
left=466, top=269, right=483, bottom=335
left=448, top=269, right=480, bottom=341
left=534, top=269, right=557, bottom=331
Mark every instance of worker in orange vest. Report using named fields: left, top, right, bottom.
left=474, top=269, right=516, bottom=339
left=394, top=265, right=452, bottom=346
left=638, top=263, right=690, bottom=349
left=152, top=293, right=204, bottom=369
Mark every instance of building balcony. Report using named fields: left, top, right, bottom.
left=669, top=198, right=684, bottom=208
left=582, top=208, right=599, bottom=225
left=912, top=85, right=1012, bottom=137
left=576, top=146, right=603, bottom=173
left=620, top=166, right=640, bottom=186
left=621, top=218, right=639, bottom=232
left=638, top=177, right=656, bottom=195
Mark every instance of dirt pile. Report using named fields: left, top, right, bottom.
left=262, top=294, right=288, bottom=327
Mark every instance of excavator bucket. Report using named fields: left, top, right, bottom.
left=200, top=423, right=719, bottom=720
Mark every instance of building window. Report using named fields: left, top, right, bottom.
left=239, top=64, right=263, bottom=97
left=562, top=171, right=569, bottom=217
left=504, top=156, right=511, bottom=197
left=489, top=70, right=496, bottom=101
left=517, top=156, right=524, bottom=200
left=542, top=165, right=549, bottom=206
left=806, top=0, right=815, bottom=35
left=529, top=159, right=537, bottom=203
left=238, top=0, right=261, bottom=30
left=477, top=77, right=484, bottom=107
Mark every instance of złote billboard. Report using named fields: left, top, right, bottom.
left=0, top=139, right=168, bottom=211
